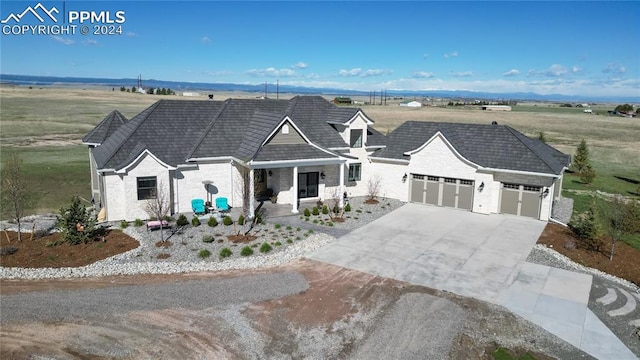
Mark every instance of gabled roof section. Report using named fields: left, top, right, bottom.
left=252, top=143, right=340, bottom=162
left=82, top=110, right=127, bottom=145
left=236, top=111, right=286, bottom=161
left=373, top=121, right=570, bottom=175
left=284, top=96, right=354, bottom=149
left=366, top=127, right=387, bottom=148
left=93, top=100, right=224, bottom=170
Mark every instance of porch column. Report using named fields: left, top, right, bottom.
left=291, top=166, right=299, bottom=213
left=249, top=169, right=255, bottom=219
left=339, top=163, right=345, bottom=208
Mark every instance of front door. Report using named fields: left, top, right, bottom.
left=254, top=169, right=267, bottom=197
left=298, top=172, right=319, bottom=198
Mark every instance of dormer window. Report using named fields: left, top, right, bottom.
left=350, top=129, right=363, bottom=148
left=282, top=124, right=290, bottom=134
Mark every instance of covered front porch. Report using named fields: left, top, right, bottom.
left=247, top=159, right=347, bottom=218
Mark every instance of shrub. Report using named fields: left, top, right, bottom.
left=333, top=205, right=340, bottom=214
left=274, top=223, right=281, bottom=229
left=568, top=204, right=602, bottom=251
left=202, top=235, right=214, bottom=243
left=286, top=239, right=293, bottom=244
left=191, top=217, right=201, bottom=227
left=286, top=225, right=292, bottom=230
left=198, top=249, right=211, bottom=259
left=260, top=242, right=273, bottom=253
left=208, top=216, right=218, bottom=227
left=274, top=241, right=282, bottom=246
left=241, top=246, right=254, bottom=256
left=322, top=205, right=329, bottom=215
left=580, top=164, right=596, bottom=184
left=120, top=220, right=128, bottom=229
left=344, top=203, right=351, bottom=212
left=219, top=247, right=232, bottom=258
left=57, top=196, right=102, bottom=245
left=223, top=216, right=233, bottom=226
left=312, top=206, right=319, bottom=216
left=238, top=214, right=245, bottom=225
left=303, top=208, right=311, bottom=217
left=134, top=218, right=144, bottom=227
left=176, top=214, right=189, bottom=227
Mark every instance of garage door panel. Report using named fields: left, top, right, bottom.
left=500, top=189, right=519, bottom=215
left=442, top=183, right=456, bottom=207
left=458, top=185, right=473, bottom=210
left=520, top=191, right=541, bottom=218
left=425, top=181, right=439, bottom=205
left=410, top=179, right=425, bottom=203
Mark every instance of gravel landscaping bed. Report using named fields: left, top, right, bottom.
left=0, top=197, right=404, bottom=280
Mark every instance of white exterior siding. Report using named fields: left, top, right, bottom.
left=176, top=161, right=234, bottom=214
left=369, top=160, right=408, bottom=201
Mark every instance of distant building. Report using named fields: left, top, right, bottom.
left=333, top=97, right=352, bottom=104
left=182, top=92, right=200, bottom=97
left=482, top=105, right=511, bottom=111
left=399, top=100, right=422, bottom=108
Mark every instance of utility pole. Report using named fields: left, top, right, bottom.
left=276, top=79, right=279, bottom=100
left=373, top=90, right=376, bottom=106
left=264, top=81, right=267, bottom=99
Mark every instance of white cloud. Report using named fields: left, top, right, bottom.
left=292, top=61, right=308, bottom=69
left=52, top=35, right=74, bottom=45
left=502, top=69, right=520, bottom=77
left=338, top=68, right=392, bottom=77
left=126, top=31, right=137, bottom=37
left=412, top=71, right=435, bottom=78
left=84, top=39, right=98, bottom=46
left=246, top=67, right=296, bottom=78
left=339, top=68, right=362, bottom=77
left=527, top=64, right=581, bottom=77
left=602, top=62, right=626, bottom=74
left=443, top=51, right=458, bottom=58
left=453, top=71, right=473, bottom=77
left=201, top=36, right=211, bottom=44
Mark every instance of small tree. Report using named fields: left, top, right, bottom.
left=573, top=139, right=591, bottom=174
left=614, top=104, right=633, bottom=113
left=568, top=202, right=602, bottom=251
left=580, top=164, right=596, bottom=184
left=142, top=181, right=170, bottom=241
left=366, top=175, right=382, bottom=202
left=537, top=131, right=547, bottom=143
left=1, top=153, right=33, bottom=241
left=600, top=195, right=640, bottom=261
left=57, top=196, right=99, bottom=245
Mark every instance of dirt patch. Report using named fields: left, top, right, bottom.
left=537, top=223, right=640, bottom=286
left=155, top=240, right=172, bottom=248
left=227, top=234, right=257, bottom=243
left=364, top=198, right=379, bottom=204
left=0, top=230, right=138, bottom=268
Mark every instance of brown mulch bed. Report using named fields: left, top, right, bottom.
left=0, top=230, right=139, bottom=268
left=227, top=234, right=257, bottom=243
left=537, top=223, right=640, bottom=286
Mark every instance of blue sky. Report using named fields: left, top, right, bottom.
left=1, top=1, right=639, bottom=98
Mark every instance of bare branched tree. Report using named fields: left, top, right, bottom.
left=599, top=195, right=640, bottom=261
left=142, top=180, right=170, bottom=242
left=366, top=174, right=382, bottom=202
left=329, top=187, right=344, bottom=219
left=1, top=153, right=33, bottom=241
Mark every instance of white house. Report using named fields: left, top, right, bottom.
left=83, top=96, right=570, bottom=222
left=399, top=100, right=422, bottom=108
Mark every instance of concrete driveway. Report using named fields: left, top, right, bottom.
left=311, top=203, right=544, bottom=304
left=311, top=203, right=638, bottom=359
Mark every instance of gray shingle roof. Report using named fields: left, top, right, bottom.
left=88, top=96, right=368, bottom=171
left=82, top=110, right=127, bottom=145
left=373, top=121, right=570, bottom=175
left=253, top=144, right=339, bottom=162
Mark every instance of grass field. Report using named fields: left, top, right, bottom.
left=1, top=85, right=638, bottom=220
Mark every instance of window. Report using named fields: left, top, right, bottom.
left=348, top=163, right=361, bottom=181
left=350, top=129, right=363, bottom=148
left=137, top=176, right=157, bottom=200
left=523, top=185, right=542, bottom=192
left=412, top=174, right=424, bottom=180
left=460, top=179, right=473, bottom=186
left=503, top=183, right=519, bottom=190
left=282, top=124, right=289, bottom=134
left=444, top=178, right=456, bottom=184
left=427, top=176, right=439, bottom=181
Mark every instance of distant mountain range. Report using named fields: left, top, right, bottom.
left=1, top=74, right=638, bottom=104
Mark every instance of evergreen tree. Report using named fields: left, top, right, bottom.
left=573, top=139, right=590, bottom=174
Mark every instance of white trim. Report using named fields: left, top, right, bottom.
left=481, top=167, right=561, bottom=178
left=115, top=150, right=176, bottom=174
left=185, top=156, right=244, bottom=163
left=249, top=157, right=346, bottom=169
left=345, top=110, right=374, bottom=126
left=82, top=142, right=100, bottom=146
left=404, top=131, right=480, bottom=169
left=368, top=156, right=410, bottom=164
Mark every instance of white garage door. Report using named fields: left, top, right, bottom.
left=410, top=174, right=474, bottom=210
left=500, top=183, right=542, bottom=218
